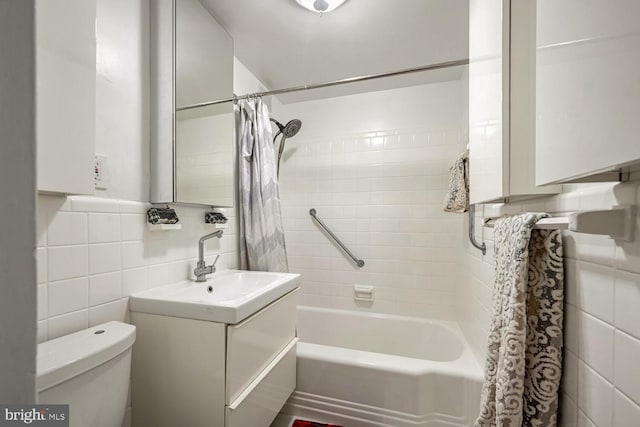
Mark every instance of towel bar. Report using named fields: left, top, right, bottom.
left=483, top=206, right=635, bottom=241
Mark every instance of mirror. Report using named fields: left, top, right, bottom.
left=150, top=0, right=234, bottom=207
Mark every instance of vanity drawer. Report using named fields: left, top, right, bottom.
left=225, top=338, right=297, bottom=427
left=226, top=289, right=297, bottom=404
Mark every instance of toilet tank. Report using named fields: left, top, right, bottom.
left=37, top=321, right=136, bottom=427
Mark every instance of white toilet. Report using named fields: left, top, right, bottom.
left=37, top=321, right=136, bottom=427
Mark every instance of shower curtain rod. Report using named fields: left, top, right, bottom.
left=176, top=58, right=470, bottom=112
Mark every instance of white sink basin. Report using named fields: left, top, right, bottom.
left=129, top=270, right=300, bottom=324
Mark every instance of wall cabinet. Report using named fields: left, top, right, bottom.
left=535, top=0, right=640, bottom=185
left=36, top=0, right=96, bottom=195
left=469, top=0, right=561, bottom=204
left=131, top=290, right=298, bottom=427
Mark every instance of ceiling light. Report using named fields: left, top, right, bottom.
left=295, top=0, right=348, bottom=14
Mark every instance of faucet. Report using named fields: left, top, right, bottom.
left=194, top=230, right=223, bottom=282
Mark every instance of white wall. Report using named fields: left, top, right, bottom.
left=460, top=178, right=640, bottom=426
left=0, top=0, right=37, bottom=403
left=274, top=80, right=467, bottom=319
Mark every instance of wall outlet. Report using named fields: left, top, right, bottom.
left=94, top=154, right=109, bottom=190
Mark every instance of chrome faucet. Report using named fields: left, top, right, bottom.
left=194, top=230, right=223, bottom=282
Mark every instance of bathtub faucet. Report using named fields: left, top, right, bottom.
left=194, top=230, right=223, bottom=282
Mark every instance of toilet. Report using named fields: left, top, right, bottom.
left=37, top=321, right=136, bottom=427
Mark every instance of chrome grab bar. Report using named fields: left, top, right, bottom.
left=469, top=204, right=487, bottom=255
left=309, top=208, right=365, bottom=268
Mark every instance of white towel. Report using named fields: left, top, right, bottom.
left=443, top=152, right=469, bottom=213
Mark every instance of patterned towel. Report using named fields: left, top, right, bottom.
left=443, top=152, right=469, bottom=213
left=476, top=213, right=564, bottom=427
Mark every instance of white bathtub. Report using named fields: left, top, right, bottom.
left=272, top=306, right=484, bottom=427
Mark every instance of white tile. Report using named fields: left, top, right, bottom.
left=614, top=269, right=640, bottom=340
left=89, top=300, right=123, bottom=326
left=89, top=243, right=121, bottom=275
left=48, top=309, right=89, bottom=340
left=37, top=321, right=48, bottom=344
left=579, top=312, right=614, bottom=381
left=577, top=411, right=597, bottom=427
left=578, top=361, right=613, bottom=427
left=119, top=199, right=148, bottom=214
left=575, top=261, right=615, bottom=323
left=120, top=214, right=145, bottom=241
left=48, top=277, right=89, bottom=317
left=562, top=350, right=579, bottom=401
left=37, top=285, right=47, bottom=321
left=88, top=213, right=121, bottom=243
left=613, top=390, right=640, bottom=427
left=37, top=247, right=47, bottom=284
left=89, top=272, right=122, bottom=306
left=47, top=246, right=88, bottom=282
left=36, top=203, right=47, bottom=248
left=564, top=303, right=579, bottom=354
left=122, top=268, right=148, bottom=296
left=614, top=330, right=640, bottom=406
left=48, top=212, right=88, bottom=246
left=559, top=394, right=578, bottom=427
left=121, top=241, right=146, bottom=270
left=70, top=196, right=119, bottom=213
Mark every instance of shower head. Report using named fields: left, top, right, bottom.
left=270, top=117, right=302, bottom=139
left=283, top=119, right=302, bottom=138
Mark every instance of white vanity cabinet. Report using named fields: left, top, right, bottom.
left=535, top=0, right=640, bottom=184
left=35, top=0, right=96, bottom=195
left=131, top=289, right=298, bottom=427
left=469, top=0, right=561, bottom=204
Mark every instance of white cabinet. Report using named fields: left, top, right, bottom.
left=535, top=0, right=640, bottom=185
left=131, top=290, right=298, bottom=427
left=469, top=0, right=561, bottom=204
left=36, top=0, right=95, bottom=195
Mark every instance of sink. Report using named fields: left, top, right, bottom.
left=129, top=270, right=300, bottom=324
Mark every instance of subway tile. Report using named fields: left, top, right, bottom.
left=89, top=272, right=122, bottom=306
left=614, top=269, right=640, bottom=339
left=89, top=300, right=123, bottom=326
left=48, top=309, right=89, bottom=340
left=122, top=268, right=148, bottom=296
left=37, top=321, right=48, bottom=344
left=577, top=361, right=613, bottom=427
left=574, top=261, right=615, bottom=323
left=121, top=241, right=146, bottom=270
left=47, top=246, right=88, bottom=282
left=88, top=213, right=121, bottom=243
left=48, top=212, right=88, bottom=246
left=614, top=330, right=640, bottom=406
left=89, top=243, right=121, bottom=275
left=70, top=196, right=119, bottom=213
left=559, top=393, right=578, bottom=427
left=48, top=277, right=89, bottom=317
left=37, top=285, right=47, bottom=321
left=119, top=200, right=148, bottom=214
left=578, top=312, right=614, bottom=381
left=37, top=247, right=47, bottom=284
left=120, top=214, right=145, bottom=241
left=562, top=350, right=579, bottom=401
left=576, top=411, right=596, bottom=427
left=613, top=389, right=640, bottom=427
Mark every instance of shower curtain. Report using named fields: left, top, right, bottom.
left=476, top=213, right=564, bottom=427
left=237, top=98, right=289, bottom=272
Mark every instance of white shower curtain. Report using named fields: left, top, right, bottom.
left=237, top=98, right=289, bottom=272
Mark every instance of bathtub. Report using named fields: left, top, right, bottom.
left=272, top=306, right=484, bottom=427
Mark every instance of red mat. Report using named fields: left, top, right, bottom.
left=292, top=420, right=343, bottom=427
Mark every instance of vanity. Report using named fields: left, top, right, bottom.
left=129, top=270, right=300, bottom=427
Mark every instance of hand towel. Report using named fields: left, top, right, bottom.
left=443, top=152, right=469, bottom=213
left=476, top=213, right=564, bottom=427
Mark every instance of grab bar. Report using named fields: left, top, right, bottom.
left=309, top=208, right=365, bottom=268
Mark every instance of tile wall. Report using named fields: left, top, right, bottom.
left=460, top=178, right=640, bottom=426
left=36, top=195, right=237, bottom=343
left=276, top=80, right=467, bottom=320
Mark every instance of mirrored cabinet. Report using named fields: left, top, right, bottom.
left=150, top=0, right=234, bottom=207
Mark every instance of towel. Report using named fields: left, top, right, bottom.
left=443, top=152, right=469, bottom=213
left=476, top=213, right=564, bottom=427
